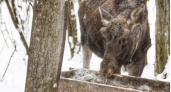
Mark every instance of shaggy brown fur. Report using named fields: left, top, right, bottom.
left=79, top=0, right=151, bottom=78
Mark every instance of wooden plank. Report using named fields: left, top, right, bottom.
left=109, top=75, right=170, bottom=92
left=58, top=78, right=140, bottom=92
left=60, top=69, right=170, bottom=92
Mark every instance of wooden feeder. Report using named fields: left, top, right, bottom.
left=58, top=69, right=170, bottom=92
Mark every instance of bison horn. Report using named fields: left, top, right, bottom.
left=99, top=7, right=109, bottom=26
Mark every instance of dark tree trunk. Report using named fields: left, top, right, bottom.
left=155, top=0, right=170, bottom=74
left=25, top=0, right=65, bottom=92
left=78, top=0, right=82, bottom=4
left=144, top=0, right=148, bottom=4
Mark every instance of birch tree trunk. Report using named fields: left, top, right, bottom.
left=155, top=0, right=170, bottom=74
left=25, top=0, right=65, bottom=92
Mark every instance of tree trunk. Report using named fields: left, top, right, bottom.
left=78, top=0, right=82, bottom=4
left=67, top=1, right=80, bottom=58
left=67, top=0, right=81, bottom=59
left=155, top=0, right=170, bottom=74
left=25, top=0, right=65, bottom=92
left=144, top=0, right=148, bottom=4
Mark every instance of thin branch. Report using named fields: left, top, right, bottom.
left=0, top=4, right=9, bottom=48
left=5, top=0, right=29, bottom=55
left=110, top=73, right=123, bottom=77
left=4, top=19, right=15, bottom=46
left=1, top=41, right=16, bottom=82
left=0, top=43, right=6, bottom=54
left=0, top=18, right=16, bottom=54
left=1, top=31, right=9, bottom=48
left=11, top=0, right=19, bottom=25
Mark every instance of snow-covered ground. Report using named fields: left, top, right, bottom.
left=0, top=0, right=170, bottom=92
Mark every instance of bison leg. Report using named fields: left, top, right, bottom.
left=127, top=55, right=146, bottom=77
left=82, top=45, right=92, bottom=69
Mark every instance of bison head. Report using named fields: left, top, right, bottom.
left=99, top=4, right=146, bottom=78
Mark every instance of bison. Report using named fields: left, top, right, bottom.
left=78, top=0, right=151, bottom=78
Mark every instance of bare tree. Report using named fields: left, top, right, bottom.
left=25, top=0, right=66, bottom=92
left=5, top=0, right=29, bottom=54
left=155, top=0, right=170, bottom=74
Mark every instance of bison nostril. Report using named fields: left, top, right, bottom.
left=123, top=39, right=126, bottom=43
left=119, top=40, right=121, bottom=44
left=119, top=38, right=127, bottom=45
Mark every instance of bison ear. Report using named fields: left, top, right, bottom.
left=99, top=7, right=109, bottom=26
left=128, top=4, right=145, bottom=25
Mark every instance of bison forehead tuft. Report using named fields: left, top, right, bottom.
left=111, top=17, right=127, bottom=25
left=107, top=17, right=128, bottom=34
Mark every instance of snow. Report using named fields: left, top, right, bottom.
left=0, top=0, right=170, bottom=92
left=156, top=57, right=170, bottom=81
left=138, top=85, right=151, bottom=91
left=53, top=83, right=57, bottom=88
left=70, top=69, right=98, bottom=81
left=0, top=1, right=29, bottom=92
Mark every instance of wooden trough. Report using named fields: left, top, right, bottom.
left=58, top=69, right=170, bottom=92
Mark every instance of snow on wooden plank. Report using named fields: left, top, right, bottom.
left=59, top=69, right=170, bottom=92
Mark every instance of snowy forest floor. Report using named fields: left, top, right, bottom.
left=0, top=0, right=170, bottom=92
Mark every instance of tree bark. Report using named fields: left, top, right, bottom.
left=25, top=0, right=65, bottom=92
left=144, top=0, right=148, bottom=4
left=155, top=0, right=170, bottom=74
left=78, top=0, right=82, bottom=5
left=67, top=1, right=81, bottom=58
